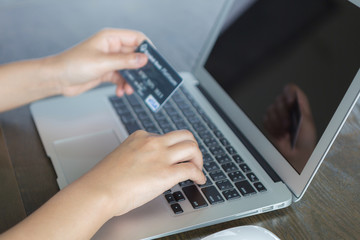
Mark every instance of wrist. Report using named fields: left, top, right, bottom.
left=36, top=56, right=63, bottom=96
left=76, top=164, right=132, bottom=218
left=73, top=171, right=118, bottom=220
left=0, top=57, right=64, bottom=112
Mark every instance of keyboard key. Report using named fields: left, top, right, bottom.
left=115, top=106, right=131, bottom=115
left=221, top=162, right=239, bottom=173
left=163, top=189, right=172, bottom=194
left=203, top=138, right=219, bottom=148
left=175, top=121, right=190, bottom=130
left=198, top=130, right=212, bottom=140
left=216, top=179, right=233, bottom=191
left=219, top=138, right=230, bottom=146
left=164, top=106, right=177, bottom=115
left=170, top=203, right=184, bottom=214
left=226, top=146, right=237, bottom=155
left=191, top=101, right=202, bottom=112
left=228, top=171, right=246, bottom=182
left=180, top=107, right=195, bottom=116
left=179, top=180, right=193, bottom=187
left=161, top=126, right=175, bottom=133
left=215, top=155, right=232, bottom=164
left=124, top=121, right=141, bottom=134
left=222, top=188, right=241, bottom=200
left=137, top=112, right=150, bottom=120
left=204, top=161, right=220, bottom=172
left=209, top=146, right=225, bottom=156
left=172, top=93, right=185, bottom=102
left=165, top=194, right=176, bottom=204
left=141, top=120, right=156, bottom=128
left=207, top=122, right=217, bottom=131
left=169, top=113, right=183, bottom=123
left=176, top=103, right=189, bottom=112
left=198, top=144, right=208, bottom=155
left=233, top=154, right=244, bottom=164
left=203, top=154, right=214, bottom=163
left=187, top=116, right=201, bottom=124
left=198, top=176, right=213, bottom=188
left=182, top=185, right=208, bottom=209
left=239, top=163, right=251, bottom=173
left=133, top=105, right=146, bottom=114
left=246, top=172, right=259, bottom=182
left=157, top=119, right=171, bottom=126
left=213, top=130, right=224, bottom=139
left=120, top=113, right=136, bottom=123
left=173, top=191, right=186, bottom=202
left=126, top=94, right=140, bottom=106
left=192, top=122, right=207, bottom=133
left=145, top=126, right=160, bottom=133
left=209, top=170, right=227, bottom=181
left=175, top=103, right=188, bottom=112
left=235, top=180, right=257, bottom=196
left=201, top=186, right=224, bottom=205
left=109, top=95, right=124, bottom=103
left=254, top=182, right=267, bottom=192
left=153, top=111, right=166, bottom=120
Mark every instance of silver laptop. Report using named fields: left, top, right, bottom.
left=30, top=0, right=360, bottom=239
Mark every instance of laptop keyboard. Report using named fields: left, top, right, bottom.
left=109, top=87, right=267, bottom=215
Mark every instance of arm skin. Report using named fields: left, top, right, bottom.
left=0, top=130, right=205, bottom=240
left=0, top=29, right=206, bottom=239
left=0, top=28, right=147, bottom=112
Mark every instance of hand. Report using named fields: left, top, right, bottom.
left=0, top=129, right=206, bottom=240
left=50, top=28, right=148, bottom=97
left=79, top=130, right=206, bottom=216
left=263, top=84, right=317, bottom=171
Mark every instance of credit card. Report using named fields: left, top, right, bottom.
left=119, top=40, right=183, bottom=112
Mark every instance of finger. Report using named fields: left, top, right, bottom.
left=265, top=105, right=283, bottom=136
left=97, top=71, right=125, bottom=97
left=103, top=72, right=135, bottom=97
left=96, top=28, right=147, bottom=47
left=102, top=70, right=122, bottom=83
left=62, top=80, right=102, bottom=96
left=124, top=83, right=134, bottom=95
left=167, top=140, right=203, bottom=170
left=170, top=162, right=206, bottom=185
left=103, top=52, right=148, bottom=72
left=118, top=45, right=138, bottom=54
left=283, top=84, right=298, bottom=105
left=107, top=71, right=135, bottom=96
left=107, top=72, right=126, bottom=96
left=161, top=130, right=198, bottom=147
left=274, top=95, right=290, bottom=129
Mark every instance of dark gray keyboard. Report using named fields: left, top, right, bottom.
left=109, top=87, right=267, bottom=214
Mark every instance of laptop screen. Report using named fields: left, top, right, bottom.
left=205, top=0, right=360, bottom=174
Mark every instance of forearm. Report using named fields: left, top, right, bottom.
left=0, top=177, right=113, bottom=240
left=0, top=58, right=61, bottom=112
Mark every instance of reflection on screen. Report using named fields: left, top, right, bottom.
left=205, top=0, right=360, bottom=173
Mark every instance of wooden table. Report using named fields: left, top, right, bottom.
left=0, top=100, right=359, bottom=240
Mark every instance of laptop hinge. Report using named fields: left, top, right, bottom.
left=197, top=84, right=282, bottom=183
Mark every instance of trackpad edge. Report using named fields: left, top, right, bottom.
left=53, top=129, right=120, bottom=185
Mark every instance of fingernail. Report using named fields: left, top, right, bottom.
left=117, top=88, right=124, bottom=97
left=202, top=176, right=207, bottom=184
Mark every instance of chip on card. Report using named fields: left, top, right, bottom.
left=119, top=40, right=183, bottom=112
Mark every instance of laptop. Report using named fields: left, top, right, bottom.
left=30, top=0, right=360, bottom=239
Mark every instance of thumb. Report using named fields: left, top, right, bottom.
left=103, top=52, right=148, bottom=71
